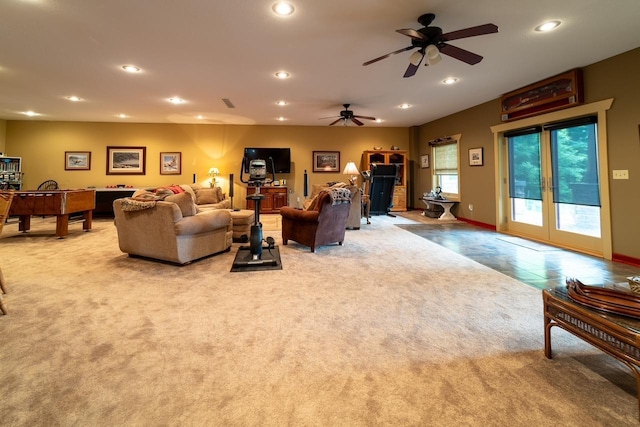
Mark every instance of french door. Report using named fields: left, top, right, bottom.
left=505, top=117, right=604, bottom=254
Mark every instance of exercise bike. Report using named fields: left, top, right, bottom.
left=231, top=157, right=278, bottom=268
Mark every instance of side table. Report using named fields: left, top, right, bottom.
left=543, top=287, right=640, bottom=418
left=361, top=194, right=371, bottom=224
left=421, top=197, right=458, bottom=220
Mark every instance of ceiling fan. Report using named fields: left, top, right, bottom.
left=320, top=104, right=376, bottom=126
left=363, top=13, right=498, bottom=78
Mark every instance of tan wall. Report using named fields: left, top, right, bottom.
left=5, top=121, right=409, bottom=208
left=413, top=47, right=640, bottom=259
left=414, top=100, right=499, bottom=225
left=0, top=120, right=6, bottom=154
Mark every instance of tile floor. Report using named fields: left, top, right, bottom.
left=394, top=211, right=640, bottom=291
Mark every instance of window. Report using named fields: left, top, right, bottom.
left=431, top=139, right=459, bottom=198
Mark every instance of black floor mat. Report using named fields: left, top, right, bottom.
left=230, top=245, right=283, bottom=272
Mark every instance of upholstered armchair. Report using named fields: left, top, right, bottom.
left=113, top=192, right=233, bottom=265
left=280, top=188, right=351, bottom=252
left=303, top=183, right=362, bottom=229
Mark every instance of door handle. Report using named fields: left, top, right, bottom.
left=541, top=177, right=546, bottom=192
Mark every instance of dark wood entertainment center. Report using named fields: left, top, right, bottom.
left=246, top=186, right=288, bottom=213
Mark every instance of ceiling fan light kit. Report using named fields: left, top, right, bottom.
left=363, top=13, right=498, bottom=78
left=426, top=44, right=442, bottom=65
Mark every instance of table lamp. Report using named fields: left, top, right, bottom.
left=343, top=161, right=359, bottom=185
left=208, top=167, right=220, bottom=188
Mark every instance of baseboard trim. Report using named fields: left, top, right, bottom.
left=457, top=217, right=496, bottom=231
left=612, top=253, right=640, bottom=267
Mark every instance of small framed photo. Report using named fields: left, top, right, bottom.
left=468, top=147, right=484, bottom=166
left=107, top=146, right=146, bottom=175
left=420, top=154, right=430, bottom=169
left=160, top=152, right=181, bottom=175
left=65, top=151, right=91, bottom=170
left=313, top=151, right=340, bottom=173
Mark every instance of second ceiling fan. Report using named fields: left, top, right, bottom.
left=320, top=104, right=376, bottom=126
left=363, top=13, right=498, bottom=78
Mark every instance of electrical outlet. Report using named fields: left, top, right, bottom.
left=612, top=170, right=629, bottom=180
left=297, top=197, right=301, bottom=202
left=468, top=204, right=473, bottom=211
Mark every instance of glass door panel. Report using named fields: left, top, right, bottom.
left=504, top=119, right=603, bottom=254
left=507, top=131, right=547, bottom=237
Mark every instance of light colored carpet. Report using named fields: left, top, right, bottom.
left=0, top=214, right=637, bottom=426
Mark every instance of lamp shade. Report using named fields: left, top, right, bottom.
left=426, top=44, right=441, bottom=65
left=342, top=161, right=359, bottom=175
left=208, top=167, right=220, bottom=176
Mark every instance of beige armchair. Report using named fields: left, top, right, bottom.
left=113, top=196, right=233, bottom=265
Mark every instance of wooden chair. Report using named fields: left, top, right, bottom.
left=37, top=180, right=59, bottom=191
left=0, top=190, right=15, bottom=315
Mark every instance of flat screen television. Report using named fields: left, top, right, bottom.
left=243, top=147, right=291, bottom=174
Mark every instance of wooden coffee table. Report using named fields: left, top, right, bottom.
left=543, top=287, right=640, bottom=418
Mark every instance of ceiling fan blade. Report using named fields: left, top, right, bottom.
left=353, top=115, right=376, bottom=121
left=363, top=46, right=414, bottom=66
left=395, top=28, right=428, bottom=41
left=328, top=118, right=342, bottom=126
left=319, top=115, right=340, bottom=120
left=351, top=118, right=365, bottom=126
left=438, top=43, right=483, bottom=65
left=441, top=23, right=498, bottom=42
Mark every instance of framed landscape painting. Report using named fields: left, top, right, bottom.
left=64, top=151, right=91, bottom=170
left=107, top=146, right=146, bottom=175
left=313, top=151, right=340, bottom=173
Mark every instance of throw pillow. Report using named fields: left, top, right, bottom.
left=165, top=192, right=197, bottom=217
left=164, top=185, right=185, bottom=194
left=194, top=188, right=220, bottom=205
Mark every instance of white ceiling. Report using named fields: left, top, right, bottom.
left=1, top=0, right=639, bottom=127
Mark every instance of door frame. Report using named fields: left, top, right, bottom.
left=490, top=98, right=614, bottom=259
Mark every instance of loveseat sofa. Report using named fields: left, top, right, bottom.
left=113, top=191, right=233, bottom=264
left=133, top=184, right=231, bottom=212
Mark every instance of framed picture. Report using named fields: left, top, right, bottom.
left=420, top=154, right=430, bottom=169
left=160, top=152, right=181, bottom=175
left=64, top=151, right=91, bottom=170
left=469, top=147, right=484, bottom=166
left=313, top=151, right=340, bottom=173
left=106, top=146, right=146, bottom=175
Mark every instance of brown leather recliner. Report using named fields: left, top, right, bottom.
left=280, top=189, right=351, bottom=252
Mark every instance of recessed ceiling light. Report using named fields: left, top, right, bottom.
left=22, top=111, right=40, bottom=117
left=535, top=20, right=561, bottom=32
left=375, top=119, right=383, bottom=123
left=117, top=113, right=128, bottom=119
left=276, top=117, right=287, bottom=121
left=121, top=65, right=141, bottom=73
left=443, top=77, right=458, bottom=85
left=66, top=96, right=82, bottom=102
left=272, top=2, right=294, bottom=16
left=168, top=97, right=185, bottom=104
left=196, top=115, right=204, bottom=120
left=399, top=103, right=411, bottom=109
left=275, top=71, right=290, bottom=79
left=276, top=100, right=288, bottom=106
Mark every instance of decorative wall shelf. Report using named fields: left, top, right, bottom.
left=500, top=69, right=584, bottom=122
